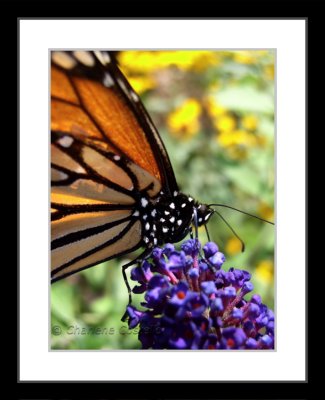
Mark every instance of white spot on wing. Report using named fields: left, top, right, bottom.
left=73, top=51, right=95, bottom=66
left=169, top=216, right=175, bottom=223
left=94, top=51, right=111, bottom=65
left=169, top=203, right=175, bottom=209
left=130, top=91, right=139, bottom=102
left=52, top=52, right=76, bottom=69
left=133, top=210, right=139, bottom=217
left=160, top=218, right=165, bottom=222
left=117, top=78, right=128, bottom=95
left=162, top=227, right=168, bottom=233
left=151, top=209, right=157, bottom=217
left=154, top=238, right=158, bottom=245
left=188, top=197, right=193, bottom=202
left=58, top=136, right=73, bottom=148
left=144, top=236, right=149, bottom=243
left=177, top=219, right=182, bottom=226
left=173, top=191, right=178, bottom=197
left=143, top=214, right=148, bottom=220
left=164, top=211, right=170, bottom=215
left=102, top=52, right=111, bottom=63
left=145, top=222, right=150, bottom=231
left=181, top=203, right=186, bottom=208
left=103, top=72, right=114, bottom=87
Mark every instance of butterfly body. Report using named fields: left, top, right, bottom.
left=134, top=190, right=197, bottom=247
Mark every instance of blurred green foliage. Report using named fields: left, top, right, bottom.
left=51, top=50, right=274, bottom=350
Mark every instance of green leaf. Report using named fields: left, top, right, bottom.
left=216, top=86, right=274, bottom=114
left=51, top=282, right=76, bottom=323
left=224, top=165, right=261, bottom=198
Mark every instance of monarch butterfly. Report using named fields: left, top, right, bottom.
left=51, top=50, right=269, bottom=286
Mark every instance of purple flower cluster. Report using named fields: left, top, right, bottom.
left=126, top=239, right=274, bottom=350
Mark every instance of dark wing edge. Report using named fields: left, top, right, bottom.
left=106, top=51, right=178, bottom=194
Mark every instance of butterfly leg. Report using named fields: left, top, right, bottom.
left=121, top=248, right=152, bottom=322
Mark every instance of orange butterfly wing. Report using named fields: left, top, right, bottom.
left=51, top=51, right=177, bottom=192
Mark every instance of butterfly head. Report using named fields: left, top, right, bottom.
left=195, top=203, right=214, bottom=227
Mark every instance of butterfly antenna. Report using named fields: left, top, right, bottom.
left=204, top=224, right=211, bottom=242
left=212, top=209, right=245, bottom=252
left=208, top=203, right=274, bottom=225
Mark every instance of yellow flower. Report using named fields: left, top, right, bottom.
left=226, top=147, right=248, bottom=160
left=264, top=64, right=275, bottom=80
left=117, top=51, right=157, bottom=73
left=225, top=237, right=242, bottom=255
left=190, top=51, right=221, bottom=71
left=255, top=260, right=274, bottom=284
left=128, top=75, right=155, bottom=94
left=205, top=96, right=227, bottom=118
left=233, top=50, right=269, bottom=65
left=233, top=51, right=256, bottom=65
left=258, top=202, right=274, bottom=221
left=218, top=129, right=257, bottom=147
left=242, top=115, right=258, bottom=131
left=215, top=114, right=237, bottom=133
left=118, top=50, right=221, bottom=74
left=217, top=130, right=261, bottom=160
left=167, top=98, right=201, bottom=139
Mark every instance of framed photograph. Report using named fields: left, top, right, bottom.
left=19, top=17, right=306, bottom=388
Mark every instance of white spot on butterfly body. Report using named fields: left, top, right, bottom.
left=113, top=155, right=120, bottom=161
left=169, top=203, right=175, bottom=209
left=145, top=222, right=150, bottom=231
left=58, top=136, right=73, bottom=148
left=169, top=216, right=175, bottom=223
left=177, top=219, right=182, bottom=226
left=103, top=72, right=114, bottom=87
left=73, top=51, right=95, bottom=66
left=52, top=52, right=76, bottom=69
left=162, top=227, right=169, bottom=233
left=141, top=198, right=148, bottom=208
left=204, top=214, right=211, bottom=221
left=198, top=218, right=203, bottom=223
